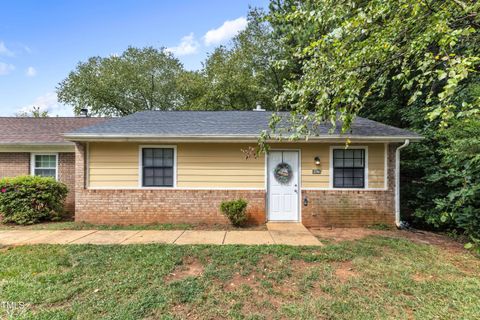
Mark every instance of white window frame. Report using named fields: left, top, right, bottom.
left=30, top=153, right=59, bottom=181
left=329, top=146, right=368, bottom=189
left=138, top=145, right=177, bottom=188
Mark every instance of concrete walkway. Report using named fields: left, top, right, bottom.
left=0, top=223, right=322, bottom=246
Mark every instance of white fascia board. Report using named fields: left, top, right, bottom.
left=0, top=143, right=75, bottom=152
left=63, top=134, right=423, bottom=143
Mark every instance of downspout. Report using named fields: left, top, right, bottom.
left=395, top=139, right=410, bottom=228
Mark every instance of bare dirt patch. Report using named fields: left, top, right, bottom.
left=166, top=257, right=204, bottom=282
left=411, top=273, right=436, bottom=282
left=309, top=227, right=466, bottom=253
left=335, top=261, right=358, bottom=283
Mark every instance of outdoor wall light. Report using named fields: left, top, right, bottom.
left=314, top=156, right=321, bottom=165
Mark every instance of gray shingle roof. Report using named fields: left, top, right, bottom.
left=66, top=111, right=421, bottom=140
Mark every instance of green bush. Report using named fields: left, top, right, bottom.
left=0, top=176, right=68, bottom=225
left=220, top=199, right=248, bottom=227
left=414, top=119, right=480, bottom=251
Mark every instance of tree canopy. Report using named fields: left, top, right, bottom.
left=267, top=0, right=479, bottom=132
left=57, top=47, right=184, bottom=116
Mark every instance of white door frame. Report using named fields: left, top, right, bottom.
left=266, top=149, right=301, bottom=222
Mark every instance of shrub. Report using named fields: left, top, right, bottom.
left=0, top=175, right=68, bottom=225
left=414, top=119, right=480, bottom=250
left=220, top=199, right=248, bottom=227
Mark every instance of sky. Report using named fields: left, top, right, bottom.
left=0, top=0, right=269, bottom=116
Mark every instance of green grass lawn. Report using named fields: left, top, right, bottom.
left=0, top=221, right=267, bottom=231
left=0, top=221, right=194, bottom=231
left=0, top=236, right=478, bottom=319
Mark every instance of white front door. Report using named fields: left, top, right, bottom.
left=268, top=151, right=299, bottom=221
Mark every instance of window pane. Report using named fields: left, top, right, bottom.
left=144, top=168, right=154, bottom=178
left=154, top=177, right=163, bottom=186
left=334, top=178, right=343, bottom=187
left=143, top=149, right=153, bottom=166
left=153, top=149, right=163, bottom=159
left=35, top=155, right=56, bottom=168
left=353, top=168, right=364, bottom=178
left=334, top=158, right=344, bottom=167
left=144, top=149, right=153, bottom=159
left=163, top=156, right=173, bottom=167
left=333, top=148, right=365, bottom=188
left=344, top=158, right=354, bottom=167
left=343, top=168, right=354, bottom=178
left=333, top=149, right=343, bottom=158
left=344, top=150, right=354, bottom=158
left=164, top=176, right=173, bottom=186
left=153, top=157, right=163, bottom=166
left=34, top=169, right=56, bottom=178
left=353, top=178, right=364, bottom=187
left=334, top=169, right=344, bottom=178
left=164, top=168, right=173, bottom=177
left=344, top=177, right=353, bottom=186
left=354, top=158, right=363, bottom=167
left=144, top=177, right=154, bottom=186
left=142, top=148, right=174, bottom=187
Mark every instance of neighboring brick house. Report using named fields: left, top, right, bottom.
left=62, top=111, right=422, bottom=227
left=0, top=117, right=108, bottom=213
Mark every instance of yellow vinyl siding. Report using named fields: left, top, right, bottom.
left=298, top=143, right=330, bottom=188
left=88, top=143, right=139, bottom=187
left=176, top=143, right=264, bottom=188
left=87, top=142, right=386, bottom=189
left=367, top=143, right=386, bottom=188
left=88, top=142, right=265, bottom=188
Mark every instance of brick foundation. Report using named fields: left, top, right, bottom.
left=301, top=144, right=397, bottom=227
left=75, top=189, right=266, bottom=225
left=74, top=142, right=397, bottom=227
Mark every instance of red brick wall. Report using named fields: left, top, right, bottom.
left=301, top=144, right=397, bottom=227
left=74, top=142, right=397, bottom=227
left=0, top=153, right=30, bottom=178
left=75, top=189, right=266, bottom=225
left=0, top=152, right=76, bottom=214
left=58, top=153, right=75, bottom=213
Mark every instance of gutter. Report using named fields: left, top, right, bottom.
left=395, top=139, right=410, bottom=228
left=63, top=134, right=423, bottom=143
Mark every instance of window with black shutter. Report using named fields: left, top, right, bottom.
left=142, top=148, right=174, bottom=187
left=333, top=149, right=365, bottom=188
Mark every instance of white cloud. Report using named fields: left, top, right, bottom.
left=26, top=66, right=37, bottom=77
left=166, top=33, right=199, bottom=56
left=203, top=17, right=248, bottom=46
left=0, top=41, right=14, bottom=56
left=0, top=62, right=15, bottom=75
left=17, top=92, right=74, bottom=117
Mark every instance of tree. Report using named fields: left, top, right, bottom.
left=57, top=47, right=184, bottom=116
left=16, top=106, right=49, bottom=117
left=179, top=9, right=291, bottom=111
left=267, top=0, right=480, bottom=133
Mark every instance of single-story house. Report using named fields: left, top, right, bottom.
left=0, top=117, right=108, bottom=212
left=0, top=111, right=421, bottom=227
left=58, top=110, right=421, bottom=227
